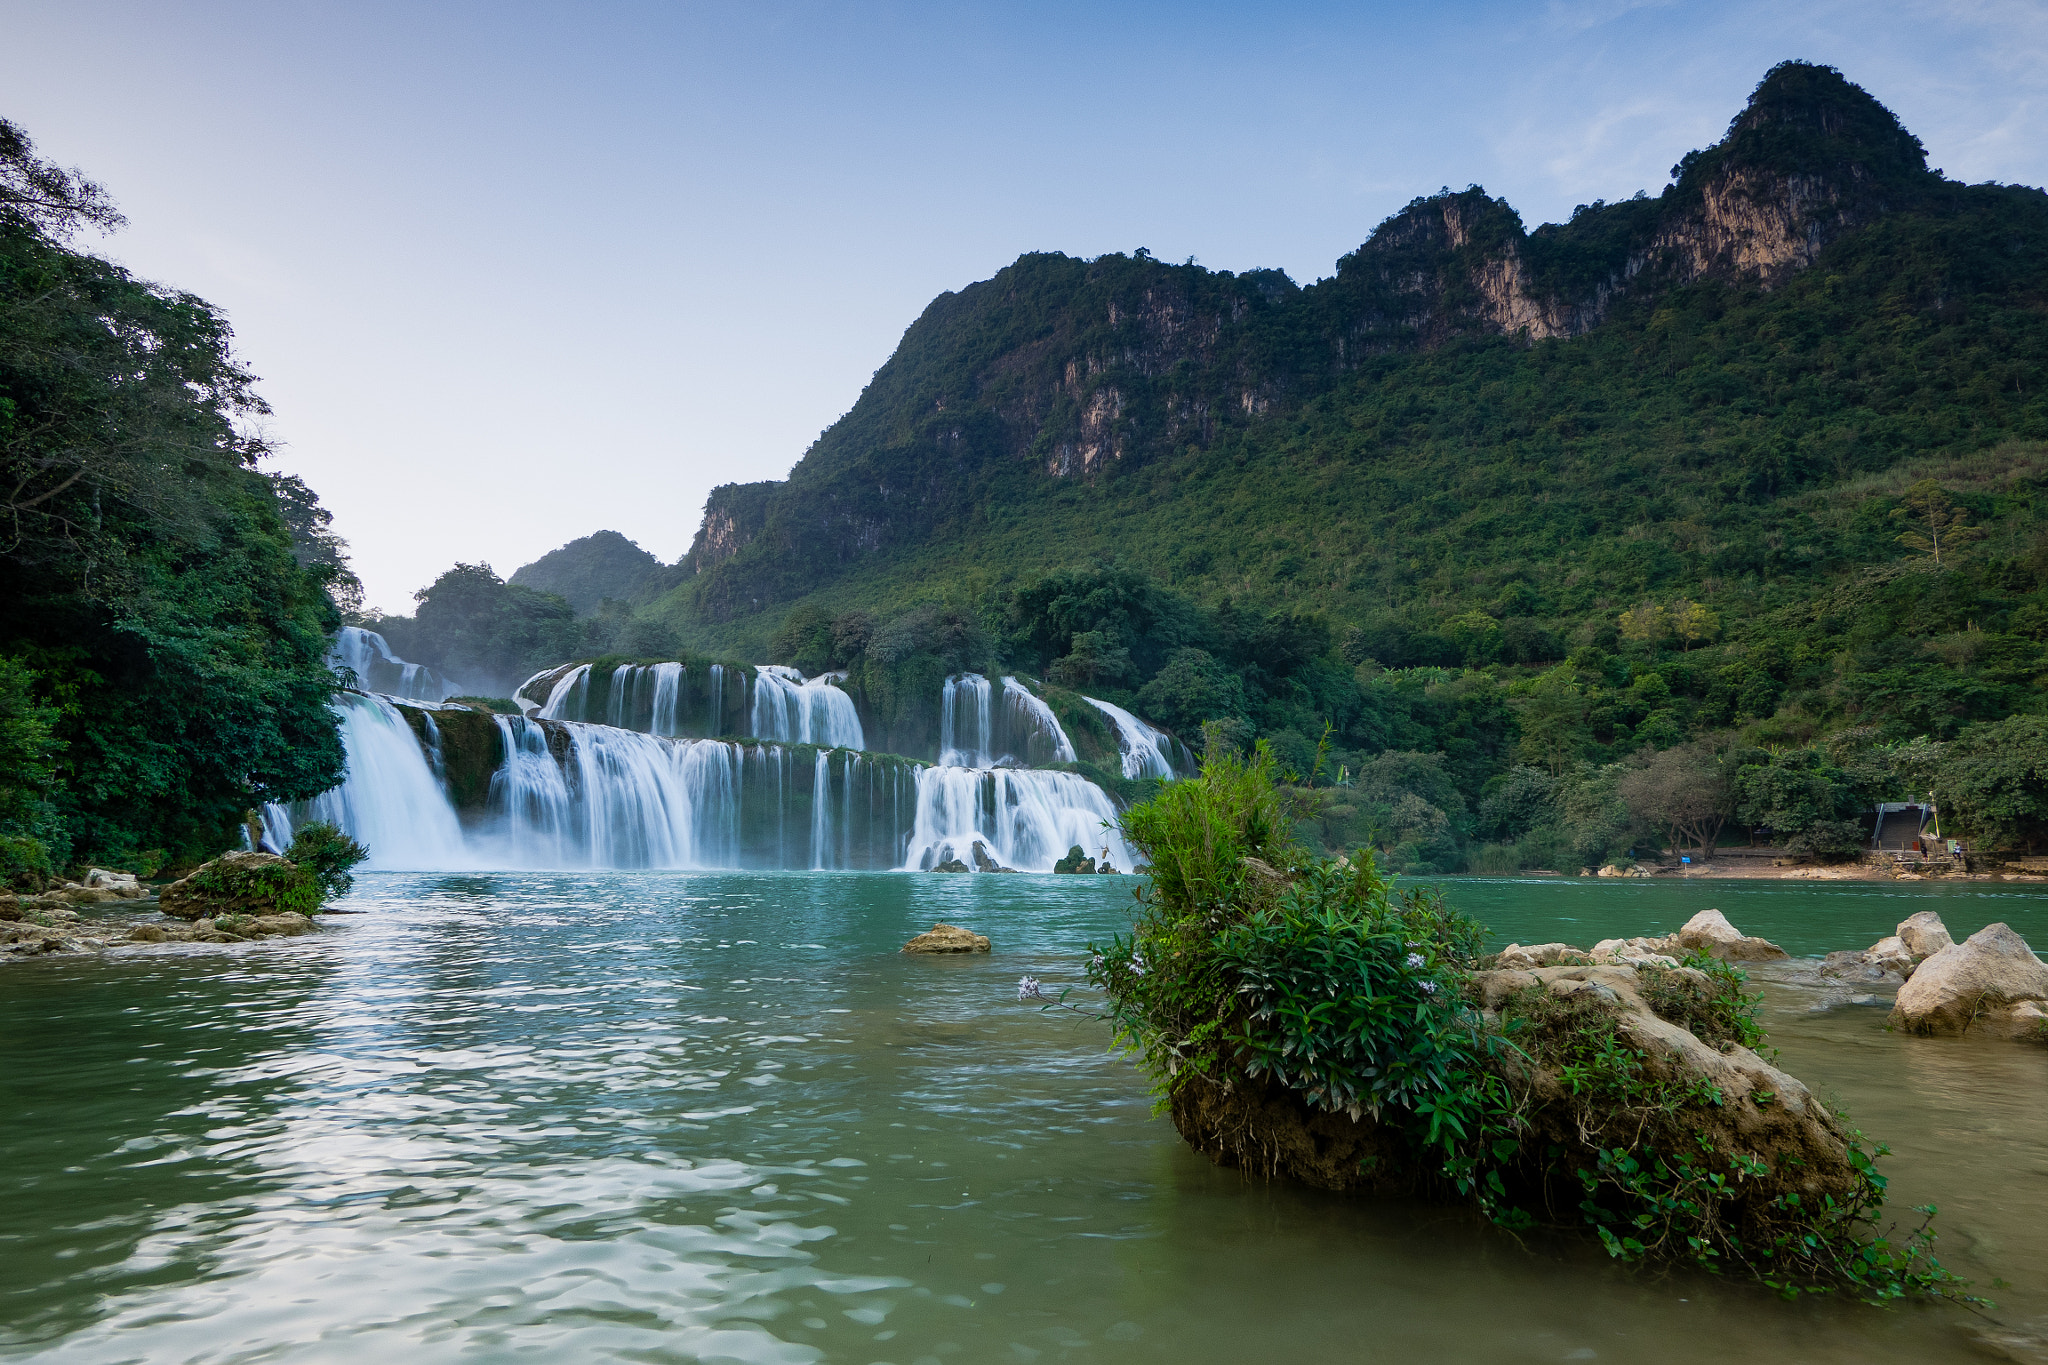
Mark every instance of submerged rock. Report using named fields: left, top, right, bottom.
left=1819, top=947, right=1905, bottom=984
left=1889, top=922, right=2048, bottom=1038
left=1675, top=908, right=1788, bottom=962
left=84, top=869, right=146, bottom=898
left=1590, top=935, right=1680, bottom=967
left=160, top=851, right=318, bottom=921
left=902, top=922, right=991, bottom=954
left=970, top=845, right=1019, bottom=874
left=1820, top=913, right=1950, bottom=983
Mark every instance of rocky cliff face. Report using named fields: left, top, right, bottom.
left=671, top=62, right=1959, bottom=621
left=1326, top=63, right=1934, bottom=345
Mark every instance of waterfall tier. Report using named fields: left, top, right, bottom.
left=520, top=661, right=747, bottom=739
left=752, top=665, right=866, bottom=749
left=938, top=674, right=1075, bottom=768
left=903, top=766, right=1134, bottom=872
left=328, top=627, right=458, bottom=702
left=1083, top=696, right=1189, bottom=780
left=270, top=693, right=1127, bottom=872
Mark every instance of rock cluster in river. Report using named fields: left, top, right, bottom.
left=1889, top=920, right=2048, bottom=1040
left=1496, top=908, right=1788, bottom=971
left=1175, top=923, right=1861, bottom=1227
left=2, top=906, right=315, bottom=958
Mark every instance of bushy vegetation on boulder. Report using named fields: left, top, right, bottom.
left=1087, top=745, right=1970, bottom=1300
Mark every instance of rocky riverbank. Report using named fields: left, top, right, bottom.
left=3, top=852, right=328, bottom=961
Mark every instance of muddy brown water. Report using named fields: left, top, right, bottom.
left=1, top=872, right=2043, bottom=1363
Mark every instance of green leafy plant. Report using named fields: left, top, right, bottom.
left=1087, top=746, right=1974, bottom=1304
left=177, top=857, right=318, bottom=918
left=285, top=822, right=369, bottom=903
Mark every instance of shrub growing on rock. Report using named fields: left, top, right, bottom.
left=1088, top=742, right=1970, bottom=1303
left=284, top=822, right=369, bottom=902
left=160, top=851, right=318, bottom=920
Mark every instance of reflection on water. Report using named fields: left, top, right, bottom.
left=1, top=872, right=2044, bottom=1363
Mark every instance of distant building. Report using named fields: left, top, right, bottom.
left=1865, top=801, right=1938, bottom=852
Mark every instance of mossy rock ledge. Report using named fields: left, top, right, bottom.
left=160, top=851, right=320, bottom=921
left=1171, top=962, right=1859, bottom=1223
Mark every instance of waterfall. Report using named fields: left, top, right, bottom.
left=939, top=673, right=993, bottom=766
left=327, top=627, right=455, bottom=702
left=535, top=664, right=592, bottom=720
left=281, top=686, right=1123, bottom=873
left=1083, top=697, right=1182, bottom=780
left=267, top=691, right=468, bottom=868
left=649, top=662, right=685, bottom=735
left=753, top=665, right=867, bottom=749
left=999, top=677, right=1076, bottom=765
left=902, top=766, right=1135, bottom=872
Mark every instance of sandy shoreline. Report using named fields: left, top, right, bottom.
left=1524, top=860, right=2048, bottom=884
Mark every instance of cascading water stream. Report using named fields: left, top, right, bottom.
left=280, top=673, right=1129, bottom=873
left=901, top=766, right=1135, bottom=872
left=939, top=673, right=994, bottom=766
left=535, top=665, right=592, bottom=720
left=327, top=627, right=457, bottom=702
left=266, top=691, right=468, bottom=868
left=1000, top=677, right=1076, bottom=765
left=649, top=662, right=685, bottom=736
left=1083, top=696, right=1183, bottom=780
left=753, top=665, right=866, bottom=749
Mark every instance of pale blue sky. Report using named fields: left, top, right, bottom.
left=4, top=1, right=2044, bottom=611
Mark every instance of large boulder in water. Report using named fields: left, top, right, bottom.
left=1889, top=923, right=2048, bottom=1038
left=903, top=922, right=991, bottom=954
left=1896, top=910, right=1954, bottom=962
left=1172, top=962, right=1861, bottom=1220
left=1675, top=908, right=1787, bottom=962
left=159, top=852, right=318, bottom=921
left=1053, top=845, right=1096, bottom=874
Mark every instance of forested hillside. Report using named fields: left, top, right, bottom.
left=654, top=62, right=2048, bottom=867
left=0, top=119, right=351, bottom=880
left=386, top=63, right=2048, bottom=869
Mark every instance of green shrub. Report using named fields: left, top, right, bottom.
left=447, top=695, right=520, bottom=714
left=1088, top=746, right=1972, bottom=1304
left=285, top=822, right=369, bottom=903
left=0, top=833, right=52, bottom=892
left=180, top=857, right=319, bottom=917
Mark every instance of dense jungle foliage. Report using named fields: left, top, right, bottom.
left=1089, top=745, right=1968, bottom=1300
left=387, top=65, right=2048, bottom=866
left=0, top=118, right=351, bottom=878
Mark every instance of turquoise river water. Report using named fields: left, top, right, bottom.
left=3, top=872, right=2046, bottom=1364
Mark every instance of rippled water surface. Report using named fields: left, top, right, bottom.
left=4, top=872, right=2046, bottom=1364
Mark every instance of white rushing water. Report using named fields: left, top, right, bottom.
left=1083, top=696, right=1182, bottom=780
left=270, top=691, right=468, bottom=868
left=1001, top=676, right=1076, bottom=765
left=531, top=664, right=591, bottom=719
left=328, top=627, right=456, bottom=702
left=752, top=665, right=866, bottom=749
left=901, top=765, right=1134, bottom=872
left=939, top=673, right=994, bottom=766
left=939, top=674, right=1074, bottom=767
left=276, top=677, right=1129, bottom=873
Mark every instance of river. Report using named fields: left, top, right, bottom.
left=2, top=872, right=2045, bottom=1363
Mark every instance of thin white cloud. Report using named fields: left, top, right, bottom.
left=1545, top=0, right=1679, bottom=32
